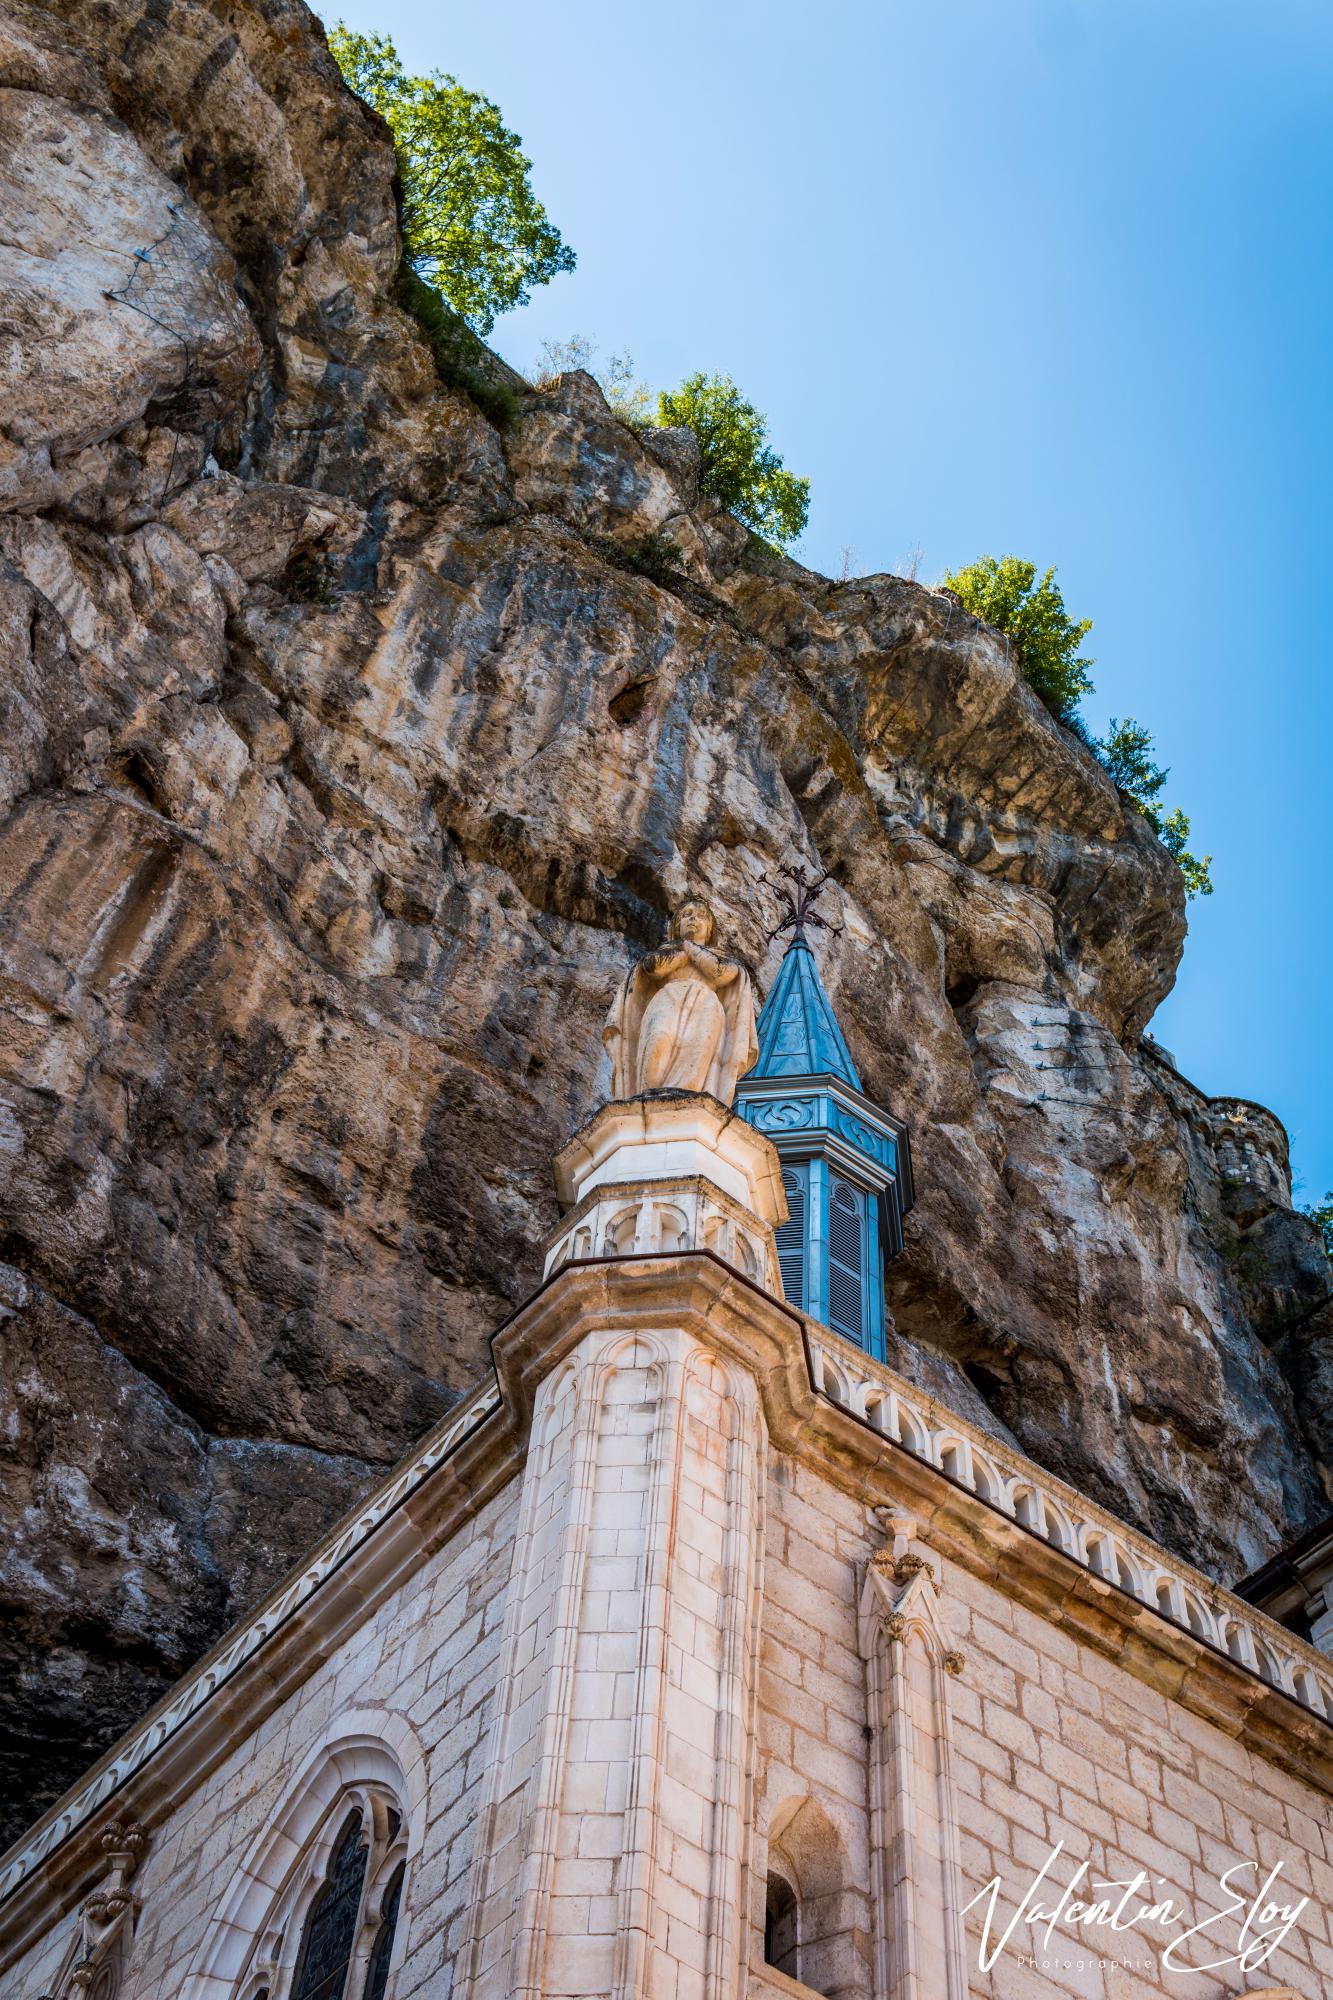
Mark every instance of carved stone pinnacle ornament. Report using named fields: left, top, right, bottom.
left=868, top=1547, right=937, bottom=1591
left=98, top=1820, right=146, bottom=1863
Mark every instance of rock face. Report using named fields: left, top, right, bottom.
left=1, top=0, right=1329, bottom=1847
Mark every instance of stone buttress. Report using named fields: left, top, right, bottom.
left=456, top=1092, right=784, bottom=2000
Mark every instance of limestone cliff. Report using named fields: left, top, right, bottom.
left=1, top=0, right=1330, bottom=1844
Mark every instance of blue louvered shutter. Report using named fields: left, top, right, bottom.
left=775, top=1165, right=807, bottom=1310
left=828, top=1176, right=866, bottom=1345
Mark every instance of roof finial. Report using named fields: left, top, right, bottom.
left=759, top=862, right=843, bottom=943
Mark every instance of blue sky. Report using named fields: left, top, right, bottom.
left=332, top=0, right=1333, bottom=1201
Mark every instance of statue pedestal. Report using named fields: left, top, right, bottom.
left=543, top=1092, right=788, bottom=1293
left=463, top=1092, right=794, bottom=2000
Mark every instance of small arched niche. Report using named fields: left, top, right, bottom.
left=654, top=1202, right=689, bottom=1253
left=764, top=1866, right=800, bottom=1977
left=760, top=1796, right=869, bottom=1999
left=604, top=1204, right=641, bottom=1255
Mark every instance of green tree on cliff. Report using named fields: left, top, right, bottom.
left=1097, top=717, right=1213, bottom=897
left=941, top=555, right=1094, bottom=721
left=657, top=373, right=809, bottom=550
left=1303, top=1192, right=1333, bottom=1256
left=329, top=26, right=574, bottom=334
left=942, top=557, right=1212, bottom=896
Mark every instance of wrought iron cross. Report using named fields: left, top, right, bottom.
left=759, top=862, right=843, bottom=942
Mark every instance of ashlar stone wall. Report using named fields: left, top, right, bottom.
left=752, top=1451, right=1333, bottom=2000
left=948, top=1586, right=1329, bottom=1998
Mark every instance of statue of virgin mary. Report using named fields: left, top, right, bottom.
left=603, top=897, right=758, bottom=1104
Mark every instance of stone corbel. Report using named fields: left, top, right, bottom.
left=43, top=1821, right=147, bottom=1998
left=859, top=1515, right=968, bottom=2000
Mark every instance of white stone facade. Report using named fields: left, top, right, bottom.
left=3, top=1097, right=1332, bottom=2000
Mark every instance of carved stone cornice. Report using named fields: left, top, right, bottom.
left=805, top=1325, right=1333, bottom=1741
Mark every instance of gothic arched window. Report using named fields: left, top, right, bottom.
left=761, top=1796, right=871, bottom=1997
left=238, top=1787, right=408, bottom=2000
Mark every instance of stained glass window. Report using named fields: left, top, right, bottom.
left=291, top=1812, right=368, bottom=2000
left=362, top=1862, right=405, bottom=2000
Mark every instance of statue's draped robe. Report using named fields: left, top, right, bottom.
left=604, top=947, right=758, bottom=1102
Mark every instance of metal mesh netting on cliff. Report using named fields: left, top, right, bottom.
left=105, top=200, right=239, bottom=356
left=103, top=201, right=241, bottom=497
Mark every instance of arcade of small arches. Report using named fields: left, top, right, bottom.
left=544, top=1180, right=771, bottom=1290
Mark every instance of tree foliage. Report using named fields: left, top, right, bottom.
left=941, top=557, right=1212, bottom=896
left=1098, top=717, right=1213, bottom=896
left=1096, top=715, right=1168, bottom=801
left=941, top=556, right=1093, bottom=722
left=1157, top=809, right=1212, bottom=898
left=330, top=26, right=574, bottom=334
left=1303, top=1192, right=1333, bottom=1257
left=656, top=373, right=809, bottom=550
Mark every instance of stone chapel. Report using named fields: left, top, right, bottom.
left=2, top=898, right=1332, bottom=2000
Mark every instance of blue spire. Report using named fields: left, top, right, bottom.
left=750, top=933, right=863, bottom=1089
left=736, top=917, right=915, bottom=1358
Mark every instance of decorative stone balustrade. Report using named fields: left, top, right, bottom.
left=806, top=1330, right=1333, bottom=1723
left=542, top=1173, right=779, bottom=1293
left=545, top=1090, right=786, bottom=1296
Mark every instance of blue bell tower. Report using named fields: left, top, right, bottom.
left=734, top=876, right=914, bottom=1360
